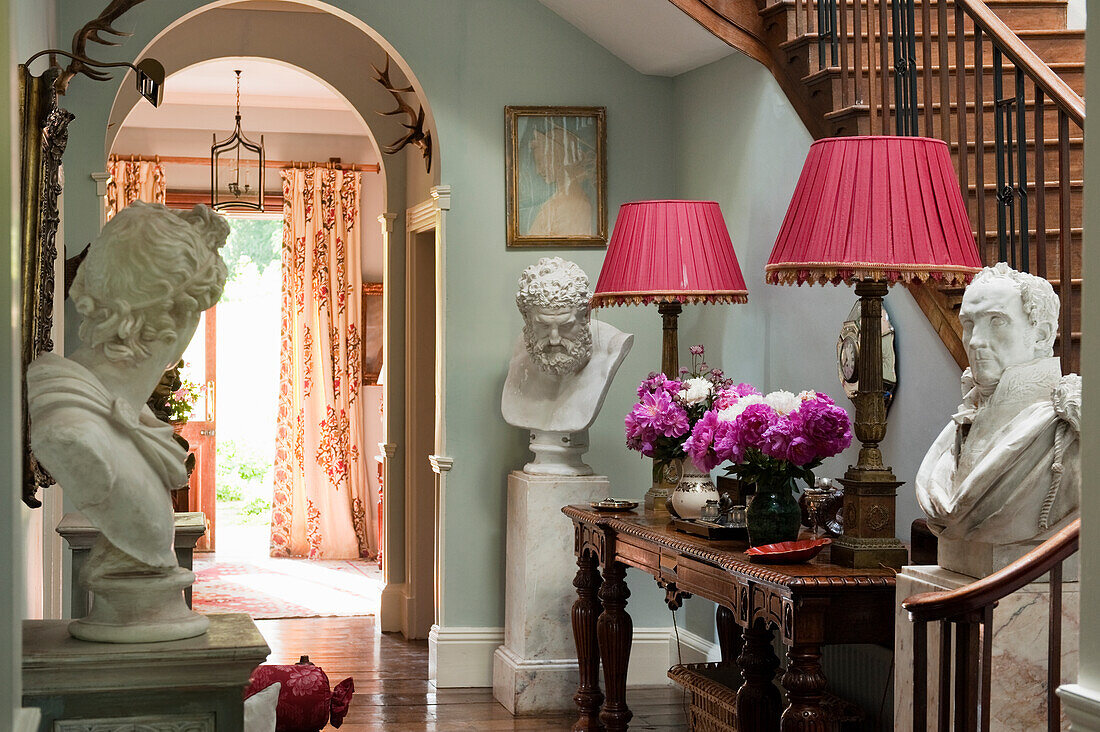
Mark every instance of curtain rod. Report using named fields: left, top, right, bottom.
left=109, top=154, right=380, bottom=173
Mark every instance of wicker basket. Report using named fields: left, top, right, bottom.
left=668, top=662, right=863, bottom=732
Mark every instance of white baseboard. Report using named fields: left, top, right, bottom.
left=429, top=625, right=505, bottom=687
left=430, top=625, right=722, bottom=689
left=379, top=583, right=406, bottom=634
left=1059, top=684, right=1100, bottom=730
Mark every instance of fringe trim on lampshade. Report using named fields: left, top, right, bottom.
left=764, top=262, right=980, bottom=287
left=590, top=291, right=748, bottom=308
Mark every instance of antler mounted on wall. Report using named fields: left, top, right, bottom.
left=371, top=57, right=433, bottom=174
left=25, top=0, right=164, bottom=107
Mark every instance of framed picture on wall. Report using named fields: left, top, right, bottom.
left=505, top=106, right=607, bottom=248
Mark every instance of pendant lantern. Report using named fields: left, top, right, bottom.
left=211, top=69, right=265, bottom=212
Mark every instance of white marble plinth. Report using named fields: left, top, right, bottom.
left=938, top=537, right=1080, bottom=581
left=23, top=613, right=269, bottom=731
left=492, top=471, right=610, bottom=714
left=895, top=565, right=1079, bottom=730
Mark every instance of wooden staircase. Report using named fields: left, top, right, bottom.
left=674, top=0, right=1084, bottom=373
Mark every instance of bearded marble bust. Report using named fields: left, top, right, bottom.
left=27, top=202, right=228, bottom=642
left=915, top=263, right=1080, bottom=576
left=501, top=257, right=632, bottom=475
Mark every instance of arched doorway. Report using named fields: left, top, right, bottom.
left=99, top=0, right=443, bottom=639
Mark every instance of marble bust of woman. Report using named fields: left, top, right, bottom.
left=27, top=202, right=228, bottom=642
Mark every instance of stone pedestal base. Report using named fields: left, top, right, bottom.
left=492, top=471, right=610, bottom=714
left=23, top=613, right=270, bottom=732
left=894, top=565, right=1079, bottom=731
left=71, top=566, right=209, bottom=643
left=938, top=537, right=1081, bottom=581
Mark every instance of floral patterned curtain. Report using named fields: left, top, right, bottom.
left=271, top=167, right=375, bottom=559
left=105, top=156, right=166, bottom=220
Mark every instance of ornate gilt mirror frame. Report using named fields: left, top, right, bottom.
left=19, top=64, right=72, bottom=508
left=19, top=0, right=161, bottom=507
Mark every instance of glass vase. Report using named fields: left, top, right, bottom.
left=746, top=475, right=801, bottom=547
left=669, top=457, right=720, bottom=520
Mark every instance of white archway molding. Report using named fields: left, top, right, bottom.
left=102, top=5, right=442, bottom=202
left=59, top=0, right=444, bottom=641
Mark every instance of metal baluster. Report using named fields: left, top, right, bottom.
left=939, top=621, right=952, bottom=731
left=905, top=0, right=918, bottom=133
left=839, top=0, right=850, bottom=107
left=974, top=28, right=987, bottom=261
left=1049, top=561, right=1063, bottom=732
left=1057, top=111, right=1073, bottom=383
left=853, top=0, right=863, bottom=104
left=993, top=47, right=1008, bottom=263
left=1016, top=67, right=1030, bottom=272
left=914, top=620, right=928, bottom=731
left=868, top=0, right=879, bottom=131
left=892, top=0, right=906, bottom=133
left=819, top=0, right=828, bottom=68
left=955, top=6, right=968, bottom=207
left=937, top=0, right=950, bottom=143
left=1035, top=86, right=1047, bottom=278
left=831, top=0, right=840, bottom=64
left=981, top=606, right=993, bottom=732
left=920, top=0, right=933, bottom=135
left=879, top=0, right=890, bottom=133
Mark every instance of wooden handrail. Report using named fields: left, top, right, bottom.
left=902, top=518, right=1079, bottom=622
left=955, top=0, right=1085, bottom=126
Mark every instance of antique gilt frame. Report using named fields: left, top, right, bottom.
left=505, top=105, right=607, bottom=248
left=19, top=64, right=72, bottom=507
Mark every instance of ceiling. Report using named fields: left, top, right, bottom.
left=537, top=0, right=733, bottom=76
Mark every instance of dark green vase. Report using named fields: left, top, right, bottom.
left=746, top=476, right=801, bottom=547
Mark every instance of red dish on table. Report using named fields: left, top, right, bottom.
left=745, top=537, right=831, bottom=564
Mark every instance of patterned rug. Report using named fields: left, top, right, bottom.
left=191, top=556, right=382, bottom=620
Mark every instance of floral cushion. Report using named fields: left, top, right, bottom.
left=244, top=656, right=354, bottom=731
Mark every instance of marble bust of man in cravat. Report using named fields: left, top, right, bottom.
left=915, top=263, right=1080, bottom=574
left=501, top=257, right=632, bottom=475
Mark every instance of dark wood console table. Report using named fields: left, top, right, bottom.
left=563, top=505, right=898, bottom=731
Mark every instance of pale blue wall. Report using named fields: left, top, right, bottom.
left=670, top=52, right=963, bottom=648
left=56, top=0, right=676, bottom=631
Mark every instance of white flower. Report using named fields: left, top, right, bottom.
left=678, top=377, right=714, bottom=406
left=717, top=394, right=764, bottom=422
left=764, top=390, right=800, bottom=415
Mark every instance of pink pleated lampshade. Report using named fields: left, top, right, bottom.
left=592, top=200, right=748, bottom=308
left=766, top=136, right=981, bottom=286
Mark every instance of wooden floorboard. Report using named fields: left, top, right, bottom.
left=255, top=616, right=690, bottom=730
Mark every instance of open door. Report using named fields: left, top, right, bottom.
left=180, top=307, right=217, bottom=551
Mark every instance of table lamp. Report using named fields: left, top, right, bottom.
left=767, top=136, right=981, bottom=569
left=592, top=200, right=748, bottom=512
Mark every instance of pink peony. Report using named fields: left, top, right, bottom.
left=796, top=397, right=852, bottom=458
left=714, top=383, right=761, bottom=411
left=735, top=403, right=777, bottom=450
left=761, top=413, right=800, bottom=461
left=684, top=411, right=721, bottom=470
left=625, top=390, right=690, bottom=457
left=637, top=372, right=682, bottom=399
left=712, top=419, right=745, bottom=463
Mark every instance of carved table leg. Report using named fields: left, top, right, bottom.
left=571, top=550, right=604, bottom=731
left=736, top=619, right=781, bottom=732
left=716, top=604, right=742, bottom=665
left=781, top=643, right=829, bottom=732
left=597, top=561, right=632, bottom=731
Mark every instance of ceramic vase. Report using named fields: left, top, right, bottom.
left=648, top=457, right=683, bottom=513
left=746, top=475, right=801, bottom=547
left=669, top=458, right=720, bottom=520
